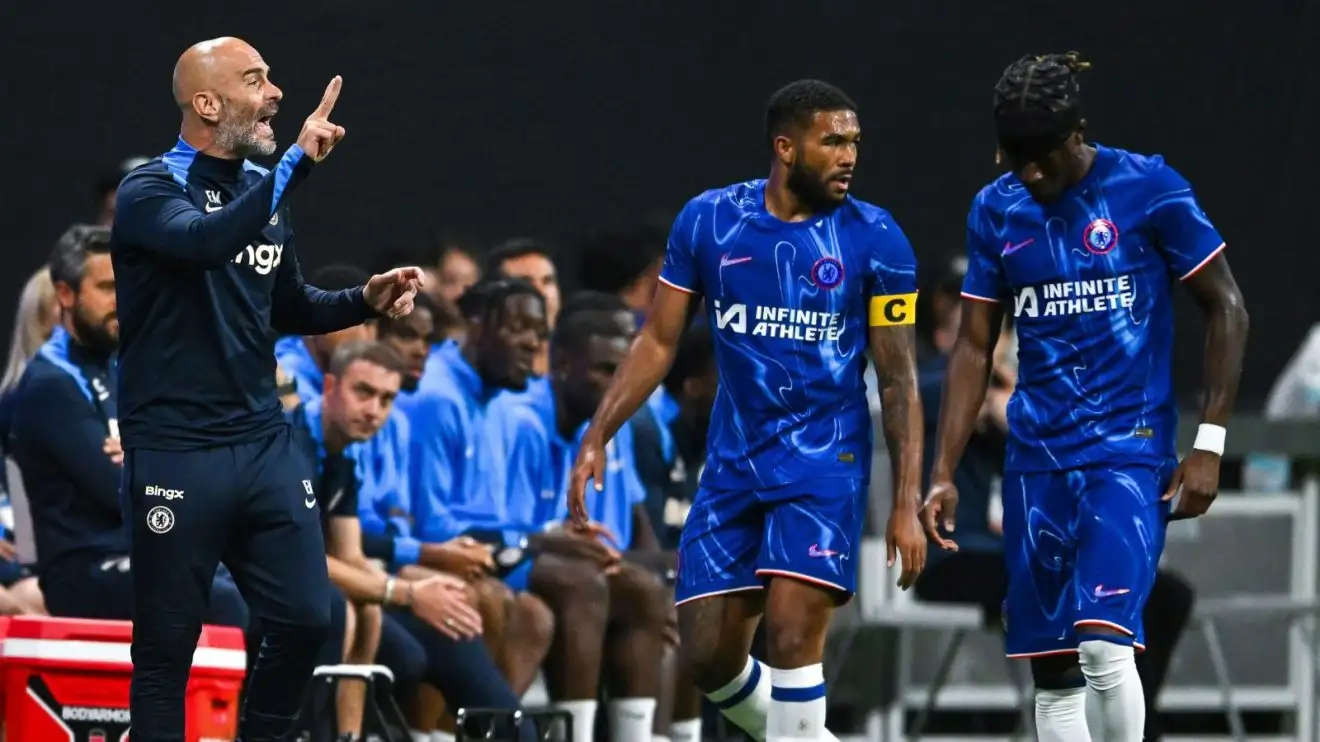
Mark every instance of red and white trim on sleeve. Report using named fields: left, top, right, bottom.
left=657, top=276, right=697, bottom=295
left=1178, top=242, right=1227, bottom=281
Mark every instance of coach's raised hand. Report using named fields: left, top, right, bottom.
left=298, top=76, right=346, bottom=162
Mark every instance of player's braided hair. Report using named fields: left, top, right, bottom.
left=994, top=52, right=1091, bottom=115
left=455, top=276, right=545, bottom=329
left=993, top=52, right=1092, bottom=156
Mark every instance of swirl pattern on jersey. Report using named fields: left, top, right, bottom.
left=963, top=146, right=1225, bottom=473
left=660, top=180, right=917, bottom=491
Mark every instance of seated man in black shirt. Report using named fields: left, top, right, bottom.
left=8, top=224, right=247, bottom=627
left=914, top=260, right=1197, bottom=742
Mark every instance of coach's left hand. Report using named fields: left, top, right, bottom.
left=1163, top=449, right=1220, bottom=519
left=365, top=267, right=426, bottom=319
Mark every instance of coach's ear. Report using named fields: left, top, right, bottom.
left=192, top=90, right=222, bottom=123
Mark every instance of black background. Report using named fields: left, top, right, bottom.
left=2, top=0, right=1315, bottom=405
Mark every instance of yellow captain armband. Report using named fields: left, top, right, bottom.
left=868, top=293, right=918, bottom=327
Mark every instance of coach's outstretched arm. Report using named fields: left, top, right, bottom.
left=114, top=77, right=347, bottom=269
left=569, top=284, right=693, bottom=525
left=925, top=299, right=1005, bottom=550
left=1164, top=254, right=1248, bottom=517
left=271, top=245, right=422, bottom=336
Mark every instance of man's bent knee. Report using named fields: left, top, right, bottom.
left=516, top=592, right=555, bottom=651
left=610, top=562, right=671, bottom=627
left=532, top=554, right=610, bottom=618
left=763, top=577, right=838, bottom=667
left=677, top=597, right=760, bottom=693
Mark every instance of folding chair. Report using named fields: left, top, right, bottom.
left=294, top=664, right=411, bottom=741
left=1194, top=594, right=1320, bottom=742
left=856, top=538, right=1034, bottom=741
left=455, top=707, right=573, bottom=742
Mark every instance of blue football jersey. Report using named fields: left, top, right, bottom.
left=962, top=145, right=1226, bottom=472
left=660, top=180, right=918, bottom=491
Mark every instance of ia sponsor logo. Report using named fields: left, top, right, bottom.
left=713, top=300, right=843, bottom=342
left=1014, top=275, right=1136, bottom=319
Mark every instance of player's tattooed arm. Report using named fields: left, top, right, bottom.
left=871, top=322, right=929, bottom=586
left=1182, top=254, right=1249, bottom=427
left=869, top=324, right=924, bottom=509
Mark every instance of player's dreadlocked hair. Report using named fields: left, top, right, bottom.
left=455, top=276, right=545, bottom=328
left=993, top=52, right=1092, bottom=159
left=765, top=79, right=856, bottom=149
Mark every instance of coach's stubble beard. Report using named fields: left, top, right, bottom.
left=214, top=98, right=278, bottom=159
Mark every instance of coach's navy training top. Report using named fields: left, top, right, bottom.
left=111, top=140, right=375, bottom=450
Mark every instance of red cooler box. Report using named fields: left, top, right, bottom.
left=0, top=615, right=247, bottom=741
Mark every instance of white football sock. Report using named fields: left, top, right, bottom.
left=767, top=664, right=828, bottom=742
left=430, top=733, right=456, bottom=742
left=1079, top=639, right=1145, bottom=742
left=608, top=697, right=658, bottom=742
left=1035, top=686, right=1091, bottom=742
left=551, top=699, right=599, bottom=742
left=670, top=717, right=702, bottom=742
left=706, top=656, right=771, bottom=741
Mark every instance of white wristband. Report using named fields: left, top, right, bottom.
left=382, top=576, right=397, bottom=605
left=1192, top=424, right=1226, bottom=456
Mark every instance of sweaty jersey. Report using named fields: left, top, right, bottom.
left=961, top=144, right=1225, bottom=472
left=660, top=180, right=918, bottom=491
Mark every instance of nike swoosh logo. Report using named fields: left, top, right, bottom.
left=808, top=543, right=840, bottom=558
left=304, top=497, right=317, bottom=509
left=720, top=255, right=752, bottom=268
left=205, top=204, right=223, bottom=213
left=1002, top=238, right=1035, bottom=255
left=1094, top=585, right=1131, bottom=598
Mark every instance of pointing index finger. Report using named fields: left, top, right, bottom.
left=313, top=75, right=343, bottom=119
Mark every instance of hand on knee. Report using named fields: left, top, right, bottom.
left=1078, top=638, right=1135, bottom=693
